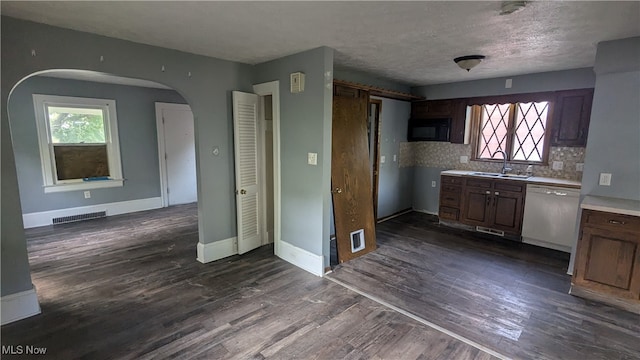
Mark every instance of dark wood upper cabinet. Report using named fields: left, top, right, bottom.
left=411, top=99, right=467, bottom=144
left=551, top=88, right=594, bottom=147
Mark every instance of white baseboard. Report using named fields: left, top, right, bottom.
left=276, top=239, right=324, bottom=277
left=196, top=237, right=238, bottom=263
left=1, top=286, right=41, bottom=325
left=22, top=197, right=163, bottom=229
left=413, top=208, right=439, bottom=216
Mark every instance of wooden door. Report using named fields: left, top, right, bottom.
left=461, top=187, right=491, bottom=227
left=551, top=89, right=593, bottom=146
left=574, top=226, right=640, bottom=299
left=157, top=103, right=197, bottom=206
left=491, top=190, right=524, bottom=233
left=332, top=85, right=377, bottom=263
left=232, top=91, right=262, bottom=254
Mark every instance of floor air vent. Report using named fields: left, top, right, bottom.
left=53, top=211, right=106, bottom=225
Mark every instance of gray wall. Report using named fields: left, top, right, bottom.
left=412, top=68, right=596, bottom=99
left=581, top=37, right=640, bottom=200
left=412, top=167, right=447, bottom=214
left=253, top=47, right=334, bottom=264
left=9, top=76, right=186, bottom=213
left=374, top=96, right=413, bottom=218
left=1, top=16, right=253, bottom=297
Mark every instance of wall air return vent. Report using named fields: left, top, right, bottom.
left=52, top=211, right=106, bottom=225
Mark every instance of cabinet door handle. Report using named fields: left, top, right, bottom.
left=486, top=196, right=491, bottom=207
left=608, top=220, right=626, bottom=225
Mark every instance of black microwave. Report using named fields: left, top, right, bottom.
left=407, top=118, right=451, bottom=142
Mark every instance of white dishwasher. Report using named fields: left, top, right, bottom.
left=521, top=184, right=580, bottom=253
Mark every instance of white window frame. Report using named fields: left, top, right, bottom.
left=32, top=94, right=124, bottom=193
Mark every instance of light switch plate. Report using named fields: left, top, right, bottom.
left=431, top=181, right=436, bottom=187
left=307, top=152, right=317, bottom=166
left=505, top=79, right=513, bottom=88
left=380, top=155, right=386, bottom=164
left=212, top=146, right=219, bottom=156
left=84, top=191, right=91, bottom=199
left=552, top=161, right=564, bottom=170
left=599, top=173, right=612, bottom=186
left=393, top=154, right=397, bottom=162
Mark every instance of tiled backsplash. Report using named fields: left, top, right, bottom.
left=399, top=142, right=585, bottom=181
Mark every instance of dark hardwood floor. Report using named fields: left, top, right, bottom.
left=2, top=205, right=497, bottom=360
left=329, top=212, right=640, bottom=360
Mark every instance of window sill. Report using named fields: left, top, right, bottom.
left=44, top=179, right=124, bottom=193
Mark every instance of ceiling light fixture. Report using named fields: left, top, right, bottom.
left=454, top=55, right=486, bottom=72
left=500, top=1, right=527, bottom=15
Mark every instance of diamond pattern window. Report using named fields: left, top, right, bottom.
left=473, top=101, right=551, bottom=164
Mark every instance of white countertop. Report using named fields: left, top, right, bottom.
left=581, top=196, right=640, bottom=217
left=440, top=170, right=582, bottom=189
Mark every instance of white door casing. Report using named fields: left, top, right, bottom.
left=232, top=91, right=262, bottom=254
left=155, top=103, right=197, bottom=207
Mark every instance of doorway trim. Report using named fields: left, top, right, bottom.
left=155, top=102, right=194, bottom=208
left=252, top=81, right=282, bottom=256
left=369, top=98, right=382, bottom=220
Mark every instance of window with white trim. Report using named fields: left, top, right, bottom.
left=33, top=94, right=123, bottom=193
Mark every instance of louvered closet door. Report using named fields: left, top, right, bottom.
left=232, top=91, right=262, bottom=254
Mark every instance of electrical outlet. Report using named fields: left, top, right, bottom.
left=380, top=155, right=386, bottom=164
left=84, top=191, right=91, bottom=199
left=576, top=163, right=584, bottom=172
left=431, top=181, right=436, bottom=188
left=307, top=152, right=317, bottom=166
left=552, top=161, right=564, bottom=170
left=212, top=146, right=219, bottom=156
left=505, top=79, right=513, bottom=88
left=599, top=173, right=612, bottom=186
left=460, top=156, right=469, bottom=164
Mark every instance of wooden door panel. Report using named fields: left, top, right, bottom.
left=575, top=226, right=640, bottom=299
left=492, top=191, right=524, bottom=233
left=332, top=85, right=376, bottom=263
left=462, top=189, right=490, bottom=226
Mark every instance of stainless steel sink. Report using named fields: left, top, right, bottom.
left=470, top=172, right=530, bottom=179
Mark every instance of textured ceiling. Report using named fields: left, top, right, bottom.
left=2, top=1, right=639, bottom=86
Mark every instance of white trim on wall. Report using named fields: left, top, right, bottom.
left=1, top=286, right=41, bottom=325
left=196, top=237, right=238, bottom=263
left=277, top=240, right=324, bottom=277
left=22, top=197, right=162, bottom=228
left=253, top=81, right=281, bottom=256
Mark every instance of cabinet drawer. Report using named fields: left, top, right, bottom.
left=439, top=206, right=459, bottom=221
left=466, top=178, right=492, bottom=189
left=441, top=176, right=464, bottom=185
left=441, top=184, right=461, bottom=193
left=583, top=210, right=640, bottom=234
left=494, top=181, right=525, bottom=193
left=440, top=191, right=461, bottom=208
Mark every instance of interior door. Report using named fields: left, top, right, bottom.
left=232, top=91, right=262, bottom=254
left=158, top=104, right=197, bottom=205
left=331, top=85, right=377, bottom=263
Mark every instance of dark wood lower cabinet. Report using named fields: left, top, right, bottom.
left=460, top=179, right=525, bottom=235
left=572, top=209, right=640, bottom=313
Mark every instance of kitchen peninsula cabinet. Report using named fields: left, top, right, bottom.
left=460, top=178, right=525, bottom=235
left=571, top=198, right=640, bottom=314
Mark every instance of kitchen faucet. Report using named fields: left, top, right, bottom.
left=493, top=150, right=512, bottom=174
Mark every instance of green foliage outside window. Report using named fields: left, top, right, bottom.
left=48, top=106, right=106, bottom=144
